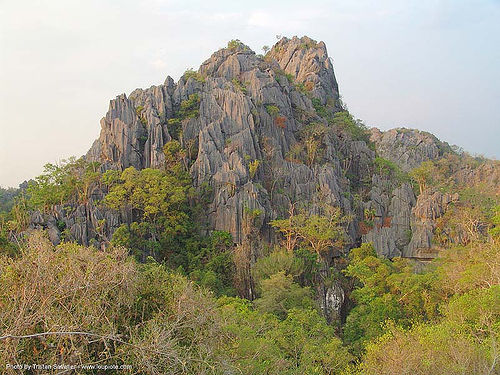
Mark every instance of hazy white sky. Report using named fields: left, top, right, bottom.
left=1, top=0, right=499, bottom=187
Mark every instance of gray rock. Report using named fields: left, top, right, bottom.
left=370, top=127, right=451, bottom=172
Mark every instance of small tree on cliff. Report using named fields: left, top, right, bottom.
left=409, top=160, right=436, bottom=194
left=270, top=204, right=348, bottom=261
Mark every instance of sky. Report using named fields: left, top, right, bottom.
left=1, top=0, right=499, bottom=188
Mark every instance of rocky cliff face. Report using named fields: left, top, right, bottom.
left=29, top=35, right=498, bottom=320
left=65, top=36, right=469, bottom=261
left=369, top=128, right=452, bottom=172
left=86, top=36, right=370, bottom=248
left=28, top=35, right=474, bottom=264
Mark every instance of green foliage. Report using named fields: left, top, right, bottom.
left=343, top=243, right=443, bottom=355
left=490, top=205, right=500, bottom=238
left=104, top=167, right=191, bottom=260
left=218, top=297, right=353, bottom=374
left=311, top=97, right=329, bottom=119
left=332, top=111, right=370, bottom=143
left=186, top=231, right=236, bottom=296
left=409, top=160, right=436, bottom=194
left=359, top=284, right=500, bottom=374
left=0, top=226, right=18, bottom=257
left=360, top=319, right=497, bottom=375
left=182, top=68, right=205, bottom=83
left=373, top=156, right=409, bottom=184
left=136, top=105, right=147, bottom=125
left=373, top=157, right=397, bottom=176
left=254, top=271, right=314, bottom=318
left=162, top=139, right=188, bottom=174
left=300, top=38, right=318, bottom=49
left=231, top=77, right=247, bottom=93
left=167, top=93, right=201, bottom=139
left=179, top=93, right=200, bottom=119
left=135, top=105, right=144, bottom=116
left=300, top=122, right=328, bottom=166
left=344, top=231, right=500, bottom=372
left=27, top=158, right=102, bottom=212
left=227, top=39, right=247, bottom=50
left=253, top=249, right=305, bottom=283
left=265, top=104, right=280, bottom=118
left=248, top=159, right=260, bottom=179
left=270, top=206, right=348, bottom=261
left=285, top=73, right=294, bottom=83
left=0, top=187, right=20, bottom=213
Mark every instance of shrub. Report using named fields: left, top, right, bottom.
left=231, top=77, right=247, bottom=94
left=266, top=104, right=280, bottom=118
left=254, top=271, right=314, bottom=318
left=227, top=39, right=246, bottom=50
left=373, top=156, right=409, bottom=184
left=248, top=159, right=260, bottom=179
left=311, top=97, right=329, bottom=119
left=0, top=232, right=236, bottom=374
left=332, top=111, right=370, bottom=142
left=182, top=68, right=205, bottom=83
left=179, top=93, right=200, bottom=119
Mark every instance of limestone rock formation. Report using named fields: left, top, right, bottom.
left=86, top=37, right=364, bottom=249
left=29, top=35, right=487, bottom=318
left=370, top=127, right=452, bottom=172
left=406, top=190, right=459, bottom=258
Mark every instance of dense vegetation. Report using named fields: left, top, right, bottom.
left=0, top=139, right=499, bottom=373
left=1, top=219, right=498, bottom=373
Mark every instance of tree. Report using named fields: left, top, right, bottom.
left=104, top=167, right=191, bottom=259
left=254, top=271, right=313, bottom=319
left=343, top=243, right=443, bottom=355
left=409, top=160, right=436, bottom=194
left=271, top=205, right=348, bottom=262
left=0, top=232, right=233, bottom=374
left=300, top=122, right=327, bottom=166
left=299, top=206, right=347, bottom=257
left=252, top=248, right=305, bottom=284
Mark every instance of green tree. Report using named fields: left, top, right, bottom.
left=254, top=271, right=314, bottom=318
left=409, top=160, right=436, bottom=194
left=270, top=205, right=348, bottom=261
left=104, top=167, right=190, bottom=259
left=343, top=243, right=442, bottom=354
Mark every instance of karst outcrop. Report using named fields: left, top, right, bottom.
left=26, top=36, right=499, bottom=319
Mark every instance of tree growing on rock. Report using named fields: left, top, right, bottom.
left=410, top=160, right=436, bottom=194
left=270, top=204, right=348, bottom=263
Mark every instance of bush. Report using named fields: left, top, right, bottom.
left=311, top=97, right=329, bottom=119
left=182, top=68, right=205, bottom=83
left=332, top=111, right=370, bottom=143
left=0, top=233, right=233, bottom=374
left=231, top=77, right=247, bottom=93
left=254, top=271, right=314, bottom=318
left=248, top=159, right=260, bottom=179
left=374, top=156, right=409, bottom=183
left=227, top=39, right=247, bottom=50
left=266, top=104, right=280, bottom=118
